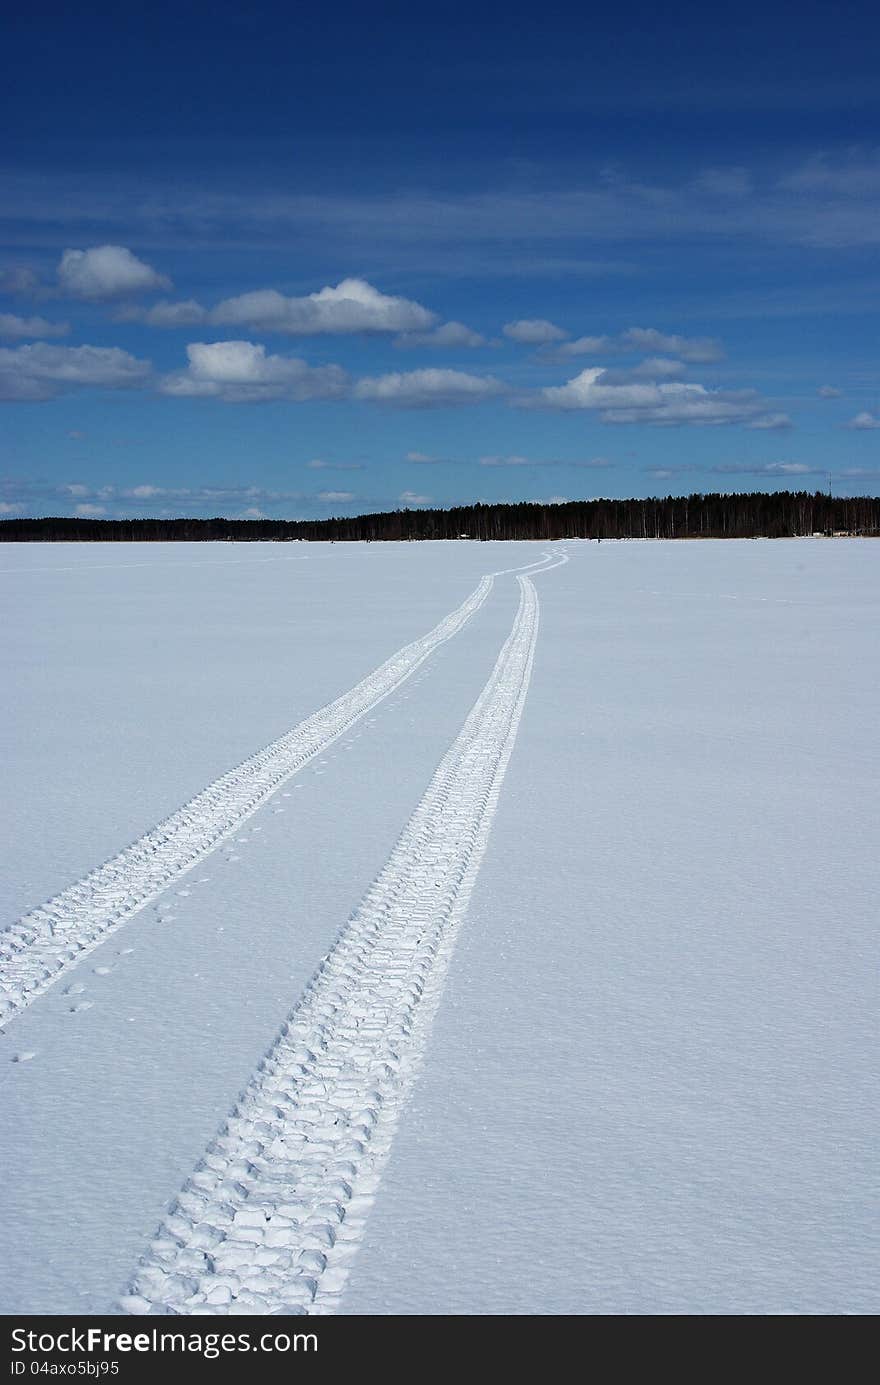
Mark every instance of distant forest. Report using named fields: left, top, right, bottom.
left=2, top=491, right=879, bottom=543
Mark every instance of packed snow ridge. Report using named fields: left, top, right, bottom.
left=123, top=562, right=566, bottom=1315
left=0, top=574, right=495, bottom=1026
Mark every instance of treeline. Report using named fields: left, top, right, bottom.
left=2, top=491, right=879, bottom=543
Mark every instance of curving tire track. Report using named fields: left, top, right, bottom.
left=122, top=565, right=556, bottom=1316
left=0, top=574, right=498, bottom=1028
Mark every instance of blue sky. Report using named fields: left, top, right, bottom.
left=2, top=0, right=879, bottom=519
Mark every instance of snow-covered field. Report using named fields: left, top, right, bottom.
left=1, top=539, right=877, bottom=1315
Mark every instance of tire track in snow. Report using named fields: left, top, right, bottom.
left=0, top=573, right=504, bottom=1028
left=122, top=558, right=565, bottom=1316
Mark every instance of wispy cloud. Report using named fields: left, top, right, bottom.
left=503, top=319, right=568, bottom=344
left=395, top=320, right=486, bottom=349
left=711, top=461, right=820, bottom=476
left=307, top=459, right=363, bottom=470
left=0, top=313, right=69, bottom=340
left=479, top=454, right=611, bottom=468
left=846, top=410, right=880, bottom=430
left=354, top=368, right=505, bottom=407
left=0, top=342, right=151, bottom=401
left=745, top=413, right=793, bottom=430
left=553, top=328, right=723, bottom=362
left=399, top=490, right=432, bottom=505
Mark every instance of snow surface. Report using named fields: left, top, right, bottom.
left=1, top=539, right=878, bottom=1315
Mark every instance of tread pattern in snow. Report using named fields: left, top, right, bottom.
left=122, top=570, right=545, bottom=1316
left=0, top=575, right=495, bottom=1027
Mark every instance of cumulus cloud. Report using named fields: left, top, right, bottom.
left=818, top=384, right=842, bottom=398
left=74, top=503, right=107, bottom=517
left=58, top=245, right=171, bottom=300
left=534, top=366, right=762, bottom=425
left=0, top=313, right=69, bottom=340
left=158, top=341, right=348, bottom=403
left=395, top=320, right=486, bottom=349
left=0, top=342, right=151, bottom=401
left=0, top=501, right=24, bottom=514
left=503, top=318, right=568, bottom=344
left=127, top=484, right=164, bottom=499
left=846, top=410, right=880, bottom=429
left=745, top=412, right=793, bottom=430
left=399, top=490, right=432, bottom=505
left=354, top=368, right=505, bottom=407
left=211, top=278, right=435, bottom=336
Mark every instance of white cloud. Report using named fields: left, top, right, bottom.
left=846, top=410, right=880, bottom=430
left=503, top=318, right=568, bottom=344
left=307, top=459, right=363, bottom=470
left=746, top=412, right=793, bottom=430
left=0, top=501, right=24, bottom=514
left=139, top=299, right=208, bottom=327
left=0, top=313, right=69, bottom=340
left=74, top=503, right=107, bottom=517
left=694, top=166, right=753, bottom=199
left=0, top=342, right=151, bottom=401
left=535, top=366, right=760, bottom=425
left=551, top=328, right=722, bottom=362
left=354, top=368, right=505, bottom=407
left=818, top=384, right=842, bottom=399
left=58, top=245, right=171, bottom=300
left=158, top=341, right=348, bottom=403
left=399, top=490, right=432, bottom=505
left=621, top=327, right=723, bottom=362
left=598, top=357, right=688, bottom=384
left=0, top=267, right=44, bottom=297
left=317, top=490, right=355, bottom=503
left=480, top=454, right=532, bottom=466
left=127, top=484, right=164, bottom=499
left=405, top=450, right=439, bottom=463
left=395, top=320, right=485, bottom=349
left=554, top=334, right=614, bottom=357
left=211, top=278, right=435, bottom=336
left=712, top=461, right=819, bottom=476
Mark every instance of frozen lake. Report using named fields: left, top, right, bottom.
left=1, top=538, right=877, bottom=1314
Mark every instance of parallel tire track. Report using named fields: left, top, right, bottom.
left=0, top=575, right=495, bottom=1028
left=122, top=571, right=543, bottom=1316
